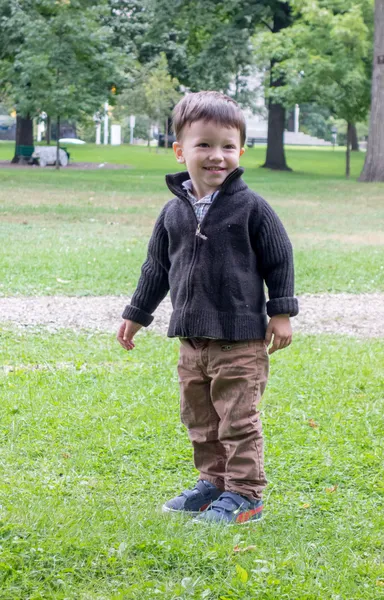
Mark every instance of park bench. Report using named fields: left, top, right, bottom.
left=158, top=133, right=176, bottom=147
left=246, top=136, right=267, bottom=147
left=15, top=144, right=35, bottom=162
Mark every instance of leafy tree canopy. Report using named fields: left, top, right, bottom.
left=135, top=0, right=278, bottom=106
left=253, top=0, right=373, bottom=123
left=114, top=53, right=181, bottom=130
left=0, top=0, right=125, bottom=121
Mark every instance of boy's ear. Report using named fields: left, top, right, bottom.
left=173, top=141, right=185, bottom=163
left=240, top=147, right=245, bottom=157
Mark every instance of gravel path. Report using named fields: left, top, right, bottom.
left=1, top=293, right=383, bottom=338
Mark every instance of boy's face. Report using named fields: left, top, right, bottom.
left=172, top=120, right=245, bottom=199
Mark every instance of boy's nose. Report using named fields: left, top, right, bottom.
left=209, top=147, right=224, bottom=161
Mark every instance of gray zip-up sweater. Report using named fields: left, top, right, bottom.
left=122, top=167, right=299, bottom=340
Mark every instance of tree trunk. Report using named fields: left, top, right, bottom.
left=261, top=3, right=292, bottom=171
left=359, top=0, right=384, bottom=182
left=262, top=101, right=291, bottom=171
left=346, top=121, right=351, bottom=178
left=350, top=122, right=359, bottom=151
left=165, top=117, right=169, bottom=149
left=46, top=116, right=51, bottom=145
left=56, top=116, right=60, bottom=170
left=11, top=115, right=33, bottom=163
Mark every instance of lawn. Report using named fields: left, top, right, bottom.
left=1, top=329, right=383, bottom=599
left=0, top=142, right=383, bottom=296
left=0, top=142, right=384, bottom=599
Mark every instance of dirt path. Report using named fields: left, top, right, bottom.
left=1, top=293, right=383, bottom=338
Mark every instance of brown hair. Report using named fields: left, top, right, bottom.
left=172, top=91, right=246, bottom=146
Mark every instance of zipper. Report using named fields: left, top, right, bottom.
left=179, top=189, right=221, bottom=334
left=178, top=168, right=242, bottom=334
left=196, top=223, right=208, bottom=240
left=180, top=195, right=198, bottom=335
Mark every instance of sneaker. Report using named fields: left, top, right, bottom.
left=193, top=491, right=263, bottom=525
left=162, top=480, right=222, bottom=515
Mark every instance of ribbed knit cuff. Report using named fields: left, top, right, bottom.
left=266, top=297, right=299, bottom=318
left=122, top=305, right=154, bottom=327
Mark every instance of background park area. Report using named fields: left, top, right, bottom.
left=0, top=141, right=384, bottom=599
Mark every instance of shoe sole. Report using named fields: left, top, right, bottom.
left=162, top=504, right=205, bottom=516
left=192, top=514, right=263, bottom=526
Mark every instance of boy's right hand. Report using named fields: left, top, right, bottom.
left=117, top=319, right=142, bottom=351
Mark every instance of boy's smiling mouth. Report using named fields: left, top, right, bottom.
left=203, top=167, right=226, bottom=171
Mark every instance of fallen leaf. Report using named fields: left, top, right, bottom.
left=62, top=452, right=71, bottom=459
left=308, top=419, right=319, bottom=428
left=235, top=564, right=249, bottom=583
left=376, top=580, right=384, bottom=587
left=233, top=545, right=257, bottom=553
left=302, top=503, right=311, bottom=509
left=325, top=485, right=338, bottom=493
left=56, top=278, right=71, bottom=284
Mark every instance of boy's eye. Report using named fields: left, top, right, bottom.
left=224, top=145, right=236, bottom=149
left=197, top=143, right=209, bottom=147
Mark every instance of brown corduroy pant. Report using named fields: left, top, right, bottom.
left=177, top=338, right=269, bottom=501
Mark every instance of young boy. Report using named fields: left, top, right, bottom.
left=117, top=91, right=298, bottom=524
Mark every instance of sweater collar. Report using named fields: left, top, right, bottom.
left=165, top=167, right=246, bottom=199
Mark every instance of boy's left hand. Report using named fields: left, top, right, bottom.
left=265, top=314, right=292, bottom=355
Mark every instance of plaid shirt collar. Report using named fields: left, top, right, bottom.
left=182, top=179, right=219, bottom=205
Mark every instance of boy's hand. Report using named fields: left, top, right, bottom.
left=265, top=314, right=292, bottom=355
left=117, top=319, right=142, bottom=351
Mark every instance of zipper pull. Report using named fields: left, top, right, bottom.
left=196, top=223, right=208, bottom=240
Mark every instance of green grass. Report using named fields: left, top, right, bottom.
left=0, top=328, right=383, bottom=599
left=1, top=143, right=384, bottom=296
left=1, top=143, right=384, bottom=597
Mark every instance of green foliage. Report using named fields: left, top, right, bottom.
left=253, top=0, right=373, bottom=123
left=299, top=103, right=333, bottom=141
left=106, top=0, right=151, bottom=58
left=135, top=0, right=273, bottom=108
left=0, top=0, right=124, bottom=121
left=143, top=53, right=181, bottom=124
left=114, top=53, right=181, bottom=136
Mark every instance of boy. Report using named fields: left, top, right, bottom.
left=117, top=91, right=298, bottom=524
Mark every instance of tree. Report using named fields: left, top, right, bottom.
left=0, top=0, right=123, bottom=165
left=254, top=0, right=373, bottom=176
left=299, top=103, right=333, bottom=141
left=0, top=0, right=33, bottom=161
left=114, top=53, right=181, bottom=147
left=359, top=0, right=384, bottom=181
left=256, top=1, right=293, bottom=171
left=136, top=0, right=269, bottom=96
left=350, top=124, right=359, bottom=151
left=143, top=54, right=181, bottom=147
left=135, top=0, right=293, bottom=166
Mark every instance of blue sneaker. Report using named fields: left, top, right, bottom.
left=193, top=491, right=263, bottom=525
left=162, top=480, right=222, bottom=515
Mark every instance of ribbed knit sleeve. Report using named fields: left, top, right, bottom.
left=254, top=200, right=299, bottom=318
left=122, top=206, right=170, bottom=326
